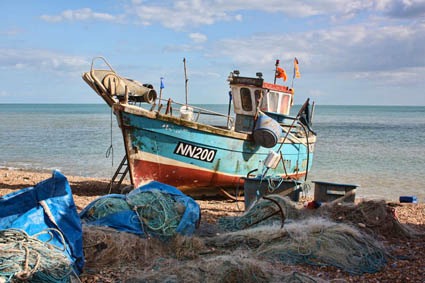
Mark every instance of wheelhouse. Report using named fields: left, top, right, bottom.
left=228, top=71, right=294, bottom=133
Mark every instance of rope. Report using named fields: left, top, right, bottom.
left=127, top=190, right=182, bottom=239
left=218, top=195, right=300, bottom=231
left=105, top=107, right=114, bottom=166
left=106, top=107, right=114, bottom=194
left=0, top=229, right=74, bottom=282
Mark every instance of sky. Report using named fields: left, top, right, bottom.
left=0, top=0, right=424, bottom=105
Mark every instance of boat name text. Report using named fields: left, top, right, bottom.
left=174, top=142, right=216, bottom=163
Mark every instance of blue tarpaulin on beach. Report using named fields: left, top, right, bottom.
left=0, top=170, right=84, bottom=274
left=80, top=181, right=201, bottom=237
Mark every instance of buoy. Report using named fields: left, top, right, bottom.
left=253, top=114, right=282, bottom=148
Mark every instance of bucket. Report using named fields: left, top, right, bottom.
left=180, top=106, right=194, bottom=120
left=253, top=114, right=282, bottom=148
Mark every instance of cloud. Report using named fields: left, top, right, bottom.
left=189, top=33, right=208, bottom=43
left=0, top=49, right=89, bottom=73
left=124, top=0, right=382, bottom=30
left=0, top=28, right=24, bottom=36
left=40, top=8, right=120, bottom=23
left=38, top=1, right=425, bottom=31
left=209, top=19, right=425, bottom=85
left=375, top=0, right=425, bottom=18
left=162, top=44, right=205, bottom=53
left=129, top=2, right=234, bottom=30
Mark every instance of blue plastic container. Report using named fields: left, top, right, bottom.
left=253, top=114, right=282, bottom=148
left=399, top=196, right=417, bottom=203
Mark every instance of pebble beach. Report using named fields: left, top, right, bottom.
left=1, top=168, right=424, bottom=282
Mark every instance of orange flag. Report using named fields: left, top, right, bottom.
left=294, top=57, right=301, bottom=78
left=275, top=67, right=287, bottom=82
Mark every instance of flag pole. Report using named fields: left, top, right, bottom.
left=274, top=59, right=279, bottom=84
left=157, top=77, right=164, bottom=111
left=291, top=60, right=295, bottom=89
left=291, top=57, right=300, bottom=89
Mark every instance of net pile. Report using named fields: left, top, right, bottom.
left=208, top=218, right=387, bottom=275
left=218, top=195, right=301, bottom=231
left=81, top=188, right=192, bottom=239
left=319, top=200, right=418, bottom=238
left=123, top=253, right=327, bottom=283
left=80, top=197, right=417, bottom=280
left=127, top=189, right=183, bottom=238
left=82, top=225, right=166, bottom=270
left=82, top=197, right=131, bottom=221
left=0, top=229, right=73, bottom=283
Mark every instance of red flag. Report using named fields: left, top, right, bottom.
left=294, top=57, right=301, bottom=78
left=275, top=67, right=287, bottom=82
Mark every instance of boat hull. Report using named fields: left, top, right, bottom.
left=115, top=104, right=315, bottom=195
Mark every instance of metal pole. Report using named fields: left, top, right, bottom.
left=183, top=58, right=188, bottom=107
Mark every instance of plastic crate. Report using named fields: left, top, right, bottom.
left=313, top=181, right=359, bottom=203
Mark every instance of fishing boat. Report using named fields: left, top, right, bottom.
left=83, top=57, right=316, bottom=196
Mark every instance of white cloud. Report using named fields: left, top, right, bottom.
left=0, top=49, right=89, bottom=73
left=41, top=8, right=120, bottom=23
left=125, top=0, right=379, bottom=29
left=38, top=1, right=425, bottom=30
left=375, top=0, right=425, bottom=18
left=162, top=44, right=205, bottom=53
left=0, top=28, right=24, bottom=36
left=129, top=2, right=233, bottom=30
left=209, top=19, right=425, bottom=86
left=189, top=33, right=208, bottom=43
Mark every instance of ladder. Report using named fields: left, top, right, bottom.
left=108, top=155, right=130, bottom=193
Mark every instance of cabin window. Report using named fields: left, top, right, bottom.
left=265, top=91, right=279, bottom=112
left=260, top=91, right=291, bottom=115
left=240, top=88, right=252, bottom=111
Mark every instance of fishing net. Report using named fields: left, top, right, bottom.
left=319, top=199, right=418, bottom=239
left=255, top=218, right=387, bottom=275
left=125, top=252, right=327, bottom=283
left=170, top=235, right=206, bottom=260
left=82, top=225, right=167, bottom=271
left=0, top=228, right=74, bottom=283
left=81, top=197, right=131, bottom=221
left=207, top=218, right=387, bottom=274
left=80, top=185, right=200, bottom=239
left=218, top=195, right=301, bottom=231
left=127, top=189, right=184, bottom=238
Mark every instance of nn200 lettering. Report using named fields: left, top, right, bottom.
left=174, top=142, right=216, bottom=162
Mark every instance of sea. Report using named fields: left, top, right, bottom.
left=1, top=104, right=424, bottom=202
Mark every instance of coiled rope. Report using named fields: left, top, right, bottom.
left=218, top=195, right=301, bottom=231
left=127, top=190, right=182, bottom=238
left=0, top=228, right=74, bottom=282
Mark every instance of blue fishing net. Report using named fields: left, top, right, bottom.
left=80, top=181, right=201, bottom=238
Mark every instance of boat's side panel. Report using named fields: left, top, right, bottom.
left=120, top=110, right=314, bottom=190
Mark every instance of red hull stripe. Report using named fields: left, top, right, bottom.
left=133, top=159, right=242, bottom=189
left=132, top=158, right=304, bottom=193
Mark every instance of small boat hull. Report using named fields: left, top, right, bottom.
left=116, top=104, right=314, bottom=195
